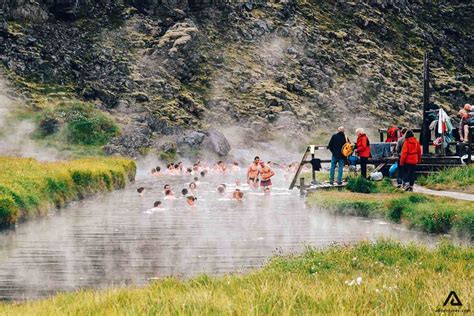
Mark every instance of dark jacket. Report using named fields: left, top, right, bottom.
left=328, top=131, right=347, bottom=160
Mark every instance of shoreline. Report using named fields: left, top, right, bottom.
left=0, top=239, right=471, bottom=314
left=0, top=156, right=136, bottom=227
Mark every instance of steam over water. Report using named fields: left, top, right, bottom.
left=0, top=171, right=439, bottom=301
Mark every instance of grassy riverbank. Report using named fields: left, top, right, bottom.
left=307, top=180, right=474, bottom=239
left=0, top=240, right=471, bottom=315
left=0, top=157, right=136, bottom=226
left=418, top=165, right=474, bottom=194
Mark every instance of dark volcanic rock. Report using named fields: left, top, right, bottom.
left=104, top=126, right=152, bottom=157
left=177, top=128, right=231, bottom=157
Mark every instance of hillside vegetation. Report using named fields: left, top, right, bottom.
left=0, top=0, right=472, bottom=157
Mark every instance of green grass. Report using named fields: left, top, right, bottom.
left=308, top=190, right=474, bottom=239
left=0, top=239, right=471, bottom=315
left=418, top=165, right=474, bottom=194
left=37, top=100, right=120, bottom=146
left=0, top=156, right=136, bottom=226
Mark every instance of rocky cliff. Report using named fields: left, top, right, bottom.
left=0, top=0, right=472, bottom=158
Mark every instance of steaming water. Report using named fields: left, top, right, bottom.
left=0, top=171, right=439, bottom=301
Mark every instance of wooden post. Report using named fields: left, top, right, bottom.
left=299, top=177, right=305, bottom=196
left=422, top=52, right=431, bottom=156
left=468, top=126, right=473, bottom=163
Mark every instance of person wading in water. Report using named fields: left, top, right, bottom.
left=247, top=156, right=260, bottom=189
left=259, top=161, right=275, bottom=192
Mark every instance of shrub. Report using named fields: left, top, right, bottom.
left=0, top=194, right=19, bottom=227
left=37, top=101, right=120, bottom=145
left=419, top=210, right=455, bottom=234
left=346, top=177, right=376, bottom=194
left=66, top=116, right=118, bottom=145
left=387, top=198, right=407, bottom=223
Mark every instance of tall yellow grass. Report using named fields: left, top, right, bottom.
left=0, top=156, right=136, bottom=226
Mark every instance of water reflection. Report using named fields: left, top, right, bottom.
left=0, top=172, right=439, bottom=301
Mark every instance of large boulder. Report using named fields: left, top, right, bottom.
left=104, top=126, right=152, bottom=157
left=177, top=128, right=231, bottom=158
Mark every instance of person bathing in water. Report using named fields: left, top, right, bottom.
left=186, top=196, right=197, bottom=207
left=232, top=189, right=244, bottom=200
left=247, top=156, right=260, bottom=189
left=137, top=187, right=145, bottom=196
left=189, top=182, right=197, bottom=195
left=259, top=161, right=275, bottom=192
left=164, top=189, right=176, bottom=200
left=150, top=201, right=163, bottom=211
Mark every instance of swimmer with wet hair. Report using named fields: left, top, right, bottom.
left=181, top=188, right=189, bottom=196
left=137, top=187, right=145, bottom=196
left=186, top=168, right=193, bottom=176
left=186, top=196, right=197, bottom=206
left=164, top=190, right=176, bottom=200
left=217, top=186, right=225, bottom=194
left=153, top=201, right=162, bottom=208
left=189, top=182, right=197, bottom=195
left=150, top=168, right=156, bottom=175
left=232, top=189, right=244, bottom=200
left=200, top=171, right=206, bottom=177
left=163, top=184, right=171, bottom=193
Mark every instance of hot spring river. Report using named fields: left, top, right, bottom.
left=0, top=171, right=440, bottom=301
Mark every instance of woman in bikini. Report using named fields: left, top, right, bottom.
left=260, top=161, right=275, bottom=192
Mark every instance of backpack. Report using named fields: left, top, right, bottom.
left=341, top=136, right=353, bottom=157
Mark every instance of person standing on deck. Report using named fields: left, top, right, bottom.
left=327, top=126, right=347, bottom=185
left=386, top=125, right=400, bottom=143
left=395, top=128, right=408, bottom=188
left=400, top=130, right=422, bottom=192
left=354, top=128, right=371, bottom=179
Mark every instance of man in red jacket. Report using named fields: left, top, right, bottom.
left=400, top=130, right=422, bottom=191
left=354, top=128, right=371, bottom=178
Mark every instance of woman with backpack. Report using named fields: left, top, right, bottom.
left=354, top=128, right=371, bottom=179
left=400, top=130, right=422, bottom=191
